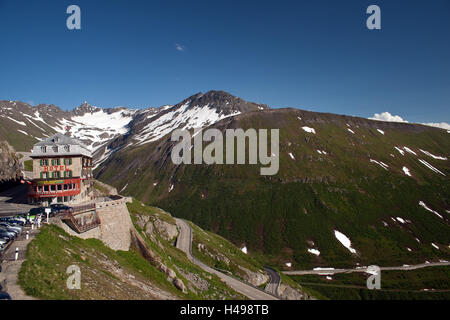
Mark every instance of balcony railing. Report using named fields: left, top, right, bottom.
left=29, top=188, right=80, bottom=196
left=60, top=211, right=100, bottom=233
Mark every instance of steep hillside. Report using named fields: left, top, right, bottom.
left=96, top=107, right=450, bottom=270
left=19, top=200, right=248, bottom=300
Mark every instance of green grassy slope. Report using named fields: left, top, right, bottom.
left=19, top=201, right=247, bottom=300
left=96, top=109, right=450, bottom=270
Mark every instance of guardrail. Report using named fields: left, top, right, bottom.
left=72, top=203, right=95, bottom=214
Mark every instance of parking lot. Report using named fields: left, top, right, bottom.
left=0, top=199, right=72, bottom=299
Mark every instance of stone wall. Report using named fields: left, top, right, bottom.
left=54, top=197, right=133, bottom=251
left=96, top=197, right=133, bottom=251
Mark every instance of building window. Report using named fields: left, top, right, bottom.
left=40, top=146, right=46, bottom=153
left=64, top=145, right=70, bottom=152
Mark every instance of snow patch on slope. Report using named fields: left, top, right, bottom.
left=370, top=159, right=389, bottom=170
left=402, top=166, right=412, bottom=177
left=302, top=126, right=316, bottom=134
left=419, top=149, right=447, bottom=160
left=308, top=248, right=320, bottom=256
left=418, top=201, right=443, bottom=219
left=334, top=230, right=357, bottom=254
left=418, top=159, right=446, bottom=176
left=395, top=147, right=405, bottom=156
left=134, top=102, right=240, bottom=145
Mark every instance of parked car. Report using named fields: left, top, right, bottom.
left=0, top=223, right=21, bottom=233
left=0, top=230, right=14, bottom=240
left=29, top=207, right=46, bottom=216
left=12, top=218, right=25, bottom=225
left=0, top=226, right=20, bottom=238
left=5, top=220, right=23, bottom=227
left=50, top=204, right=72, bottom=215
left=0, top=229, right=18, bottom=238
left=0, top=291, right=11, bottom=300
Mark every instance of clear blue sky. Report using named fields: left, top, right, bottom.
left=0, top=0, right=449, bottom=123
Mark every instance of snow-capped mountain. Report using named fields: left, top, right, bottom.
left=1, top=91, right=449, bottom=272
left=0, top=100, right=138, bottom=157
left=0, top=91, right=268, bottom=167
left=127, top=91, right=269, bottom=146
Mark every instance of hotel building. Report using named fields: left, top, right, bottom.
left=28, top=133, right=94, bottom=205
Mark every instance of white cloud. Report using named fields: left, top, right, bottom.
left=175, top=43, right=185, bottom=52
left=369, top=112, right=449, bottom=131
left=369, top=112, right=408, bottom=123
left=421, top=122, right=450, bottom=130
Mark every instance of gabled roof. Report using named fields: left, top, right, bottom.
left=34, top=133, right=87, bottom=148
left=32, top=133, right=92, bottom=158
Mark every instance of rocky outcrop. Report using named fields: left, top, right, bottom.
left=0, top=140, right=21, bottom=182
left=136, top=213, right=178, bottom=242
left=277, top=284, right=313, bottom=300
left=176, top=267, right=210, bottom=293
left=153, top=219, right=178, bottom=241
left=238, top=266, right=269, bottom=287
left=197, top=243, right=231, bottom=265
left=131, top=229, right=186, bottom=293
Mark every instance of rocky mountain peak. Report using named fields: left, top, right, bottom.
left=181, top=90, right=270, bottom=115
left=72, top=102, right=101, bottom=116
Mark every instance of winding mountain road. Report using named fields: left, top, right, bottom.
left=175, top=218, right=278, bottom=300
left=283, top=261, right=450, bottom=276
left=264, top=267, right=281, bottom=295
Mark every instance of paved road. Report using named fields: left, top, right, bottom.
left=0, top=184, right=35, bottom=217
left=283, top=261, right=450, bottom=276
left=0, top=225, right=39, bottom=300
left=264, top=267, right=280, bottom=296
left=175, top=218, right=278, bottom=300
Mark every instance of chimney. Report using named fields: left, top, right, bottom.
left=64, top=125, right=72, bottom=137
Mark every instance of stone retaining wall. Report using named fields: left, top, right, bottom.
left=55, top=196, right=133, bottom=251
